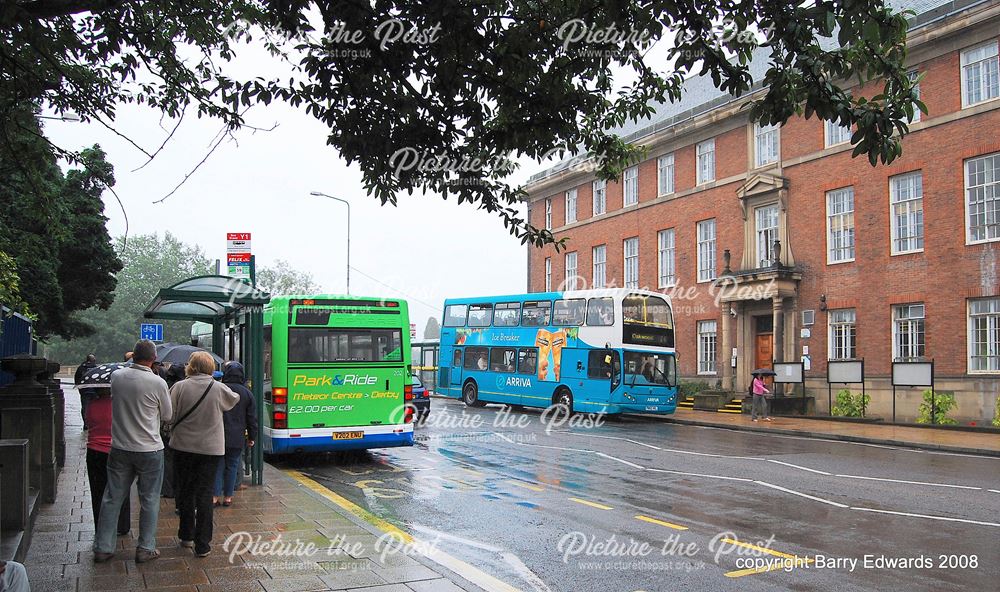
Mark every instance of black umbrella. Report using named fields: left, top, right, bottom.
left=80, top=362, right=130, bottom=390
left=154, top=343, right=223, bottom=366
left=751, top=368, right=777, bottom=376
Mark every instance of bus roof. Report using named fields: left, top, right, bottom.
left=443, top=288, right=672, bottom=306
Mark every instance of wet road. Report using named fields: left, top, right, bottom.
left=274, top=398, right=1000, bottom=592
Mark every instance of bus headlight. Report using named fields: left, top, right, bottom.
left=623, top=393, right=636, bottom=402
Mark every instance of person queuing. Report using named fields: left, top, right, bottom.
left=74, top=354, right=97, bottom=429
left=93, top=340, right=172, bottom=564
left=160, top=363, right=187, bottom=503
left=214, top=361, right=258, bottom=507
left=167, top=352, right=238, bottom=558
left=85, top=383, right=131, bottom=538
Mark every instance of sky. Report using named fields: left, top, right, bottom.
left=44, top=82, right=533, bottom=339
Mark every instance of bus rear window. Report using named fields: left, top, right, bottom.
left=553, top=299, right=586, bottom=326
left=288, top=328, right=402, bottom=363
left=521, top=301, right=551, bottom=326
left=295, top=308, right=332, bottom=325
left=444, top=304, right=467, bottom=327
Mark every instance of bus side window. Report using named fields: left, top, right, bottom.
left=518, top=349, right=537, bottom=374
left=490, top=347, right=515, bottom=373
left=464, top=347, right=488, bottom=371
left=452, top=349, right=462, bottom=367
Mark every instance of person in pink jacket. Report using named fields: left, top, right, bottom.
left=751, top=373, right=772, bottom=422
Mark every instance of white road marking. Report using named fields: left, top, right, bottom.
left=988, top=489, right=1000, bottom=494
left=440, top=424, right=1000, bottom=528
left=850, top=507, right=1000, bottom=528
left=646, top=468, right=753, bottom=482
left=562, top=429, right=991, bottom=490
left=755, top=481, right=849, bottom=508
left=835, top=474, right=981, bottom=490
left=766, top=460, right=832, bottom=475
left=595, top=452, right=645, bottom=470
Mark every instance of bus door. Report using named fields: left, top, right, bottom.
left=449, top=348, right=463, bottom=390
left=587, top=349, right=621, bottom=396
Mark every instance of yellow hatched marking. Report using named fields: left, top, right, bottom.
left=507, top=480, right=545, bottom=492
left=568, top=497, right=613, bottom=510
left=720, top=538, right=813, bottom=578
left=635, top=514, right=688, bottom=531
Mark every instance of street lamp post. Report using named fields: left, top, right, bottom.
left=309, top=191, right=351, bottom=294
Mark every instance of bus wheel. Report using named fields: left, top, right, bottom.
left=463, top=381, right=486, bottom=407
left=554, top=387, right=574, bottom=414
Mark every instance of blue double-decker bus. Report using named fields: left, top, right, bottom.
left=437, top=289, right=678, bottom=415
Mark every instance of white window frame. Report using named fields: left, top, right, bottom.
left=824, top=120, right=851, bottom=147
left=826, top=187, right=855, bottom=264
left=593, top=179, right=607, bottom=216
left=696, top=139, right=716, bottom=185
left=696, top=219, right=717, bottom=282
left=592, top=245, right=606, bottom=289
left=965, top=152, right=1000, bottom=244
left=657, top=229, right=676, bottom=288
left=564, top=251, right=578, bottom=290
left=961, top=41, right=999, bottom=108
left=697, top=320, right=718, bottom=375
left=893, top=303, right=925, bottom=361
left=889, top=171, right=924, bottom=255
left=657, top=153, right=675, bottom=196
left=969, top=297, right=1000, bottom=373
left=544, top=257, right=551, bottom=292
left=755, top=204, right=779, bottom=267
left=623, top=166, right=639, bottom=206
left=623, top=237, right=639, bottom=289
left=565, top=188, right=577, bottom=224
left=544, top=198, right=552, bottom=230
left=754, top=123, right=779, bottom=167
left=828, top=308, right=857, bottom=360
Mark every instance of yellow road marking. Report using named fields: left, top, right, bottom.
left=507, top=480, right=545, bottom=492
left=460, top=467, right=484, bottom=476
left=721, top=538, right=797, bottom=559
left=720, top=538, right=813, bottom=578
left=634, top=514, right=688, bottom=531
left=286, top=470, right=523, bottom=592
left=568, top=497, right=613, bottom=510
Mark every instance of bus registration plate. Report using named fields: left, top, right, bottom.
left=333, top=431, right=364, bottom=440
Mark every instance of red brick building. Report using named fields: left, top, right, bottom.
left=524, top=0, right=1000, bottom=421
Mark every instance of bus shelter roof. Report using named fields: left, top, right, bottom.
left=143, top=275, right=270, bottom=322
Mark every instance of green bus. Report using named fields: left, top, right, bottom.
left=262, top=295, right=415, bottom=454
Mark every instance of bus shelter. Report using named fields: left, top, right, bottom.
left=142, top=275, right=270, bottom=485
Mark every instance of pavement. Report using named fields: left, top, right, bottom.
left=24, top=384, right=487, bottom=592
left=652, top=408, right=1000, bottom=457
left=282, top=398, right=1000, bottom=592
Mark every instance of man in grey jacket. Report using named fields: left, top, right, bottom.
left=93, top=339, right=172, bottom=564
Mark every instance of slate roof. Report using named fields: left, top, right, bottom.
left=527, top=0, right=983, bottom=184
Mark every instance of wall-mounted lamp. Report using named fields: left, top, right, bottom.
left=819, top=294, right=827, bottom=311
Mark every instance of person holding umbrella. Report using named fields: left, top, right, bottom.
left=750, top=369, right=773, bottom=422
left=80, top=362, right=132, bottom=537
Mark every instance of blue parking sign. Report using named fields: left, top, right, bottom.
left=140, top=323, right=163, bottom=342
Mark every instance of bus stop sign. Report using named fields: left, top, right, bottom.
left=140, top=323, right=163, bottom=342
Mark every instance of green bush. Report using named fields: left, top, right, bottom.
left=831, top=389, right=870, bottom=417
left=679, top=381, right=712, bottom=399
left=993, top=394, right=999, bottom=428
left=916, top=390, right=958, bottom=425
